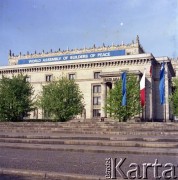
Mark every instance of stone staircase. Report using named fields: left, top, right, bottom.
left=0, top=121, right=178, bottom=179
left=0, top=121, right=178, bottom=153
left=0, top=121, right=178, bottom=135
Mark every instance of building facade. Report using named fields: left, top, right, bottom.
left=0, top=36, right=176, bottom=121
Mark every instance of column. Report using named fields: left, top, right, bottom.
left=112, top=81, right=115, bottom=89
left=150, top=78, right=153, bottom=121
left=38, top=109, right=43, bottom=119
left=164, top=63, right=170, bottom=120
left=145, top=73, right=153, bottom=121
left=151, top=65, right=155, bottom=121
left=101, top=82, right=107, bottom=117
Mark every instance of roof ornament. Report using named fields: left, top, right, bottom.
left=9, top=49, right=12, bottom=56
left=136, top=35, right=139, bottom=43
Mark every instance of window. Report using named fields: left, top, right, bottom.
left=43, top=109, right=51, bottom=119
left=93, top=85, right=101, bottom=93
left=33, top=108, right=38, bottom=118
left=44, top=111, right=49, bottom=119
left=93, top=109, right=101, bottom=117
left=69, top=73, right=75, bottom=80
left=93, top=96, right=101, bottom=105
left=94, top=72, right=101, bottom=79
left=46, top=75, right=52, bottom=82
left=25, top=76, right=31, bottom=82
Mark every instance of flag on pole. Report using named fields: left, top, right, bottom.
left=122, top=72, right=127, bottom=106
left=140, top=70, right=146, bottom=107
left=159, top=62, right=165, bottom=105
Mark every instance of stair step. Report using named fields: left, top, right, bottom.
left=0, top=138, right=177, bottom=148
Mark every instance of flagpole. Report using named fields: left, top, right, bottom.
left=151, top=63, right=153, bottom=122
left=164, top=63, right=166, bottom=123
left=151, top=83, right=153, bottom=123
left=164, top=103, right=166, bottom=122
left=144, top=102, right=146, bottom=122
left=164, top=70, right=166, bottom=122
left=159, top=62, right=166, bottom=122
left=144, top=79, right=146, bottom=122
left=140, top=70, right=146, bottom=122
left=144, top=69, right=146, bottom=122
left=121, top=72, right=127, bottom=121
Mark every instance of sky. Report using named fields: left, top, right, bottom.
left=0, top=0, right=177, bottom=66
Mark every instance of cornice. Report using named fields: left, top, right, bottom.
left=0, top=55, right=153, bottom=75
left=5, top=53, right=153, bottom=68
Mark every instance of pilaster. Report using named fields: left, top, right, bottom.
left=145, top=75, right=151, bottom=120
left=101, top=82, right=107, bottom=117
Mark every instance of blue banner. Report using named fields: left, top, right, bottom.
left=159, top=62, right=165, bottom=105
left=122, top=72, right=127, bottom=106
left=18, top=50, right=125, bottom=64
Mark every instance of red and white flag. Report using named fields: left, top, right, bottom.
left=140, top=71, right=145, bottom=107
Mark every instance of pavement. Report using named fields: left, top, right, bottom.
left=0, top=147, right=177, bottom=180
left=0, top=168, right=106, bottom=180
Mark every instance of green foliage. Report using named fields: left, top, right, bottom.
left=38, top=77, right=84, bottom=122
left=105, top=75, right=141, bottom=122
left=170, top=78, right=178, bottom=116
left=0, top=74, right=34, bottom=121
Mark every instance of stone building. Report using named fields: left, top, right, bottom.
left=0, top=36, right=175, bottom=121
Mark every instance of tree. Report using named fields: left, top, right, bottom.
left=38, top=77, right=84, bottom=122
left=170, top=78, right=178, bottom=116
left=0, top=74, right=34, bottom=121
left=105, top=75, right=141, bottom=122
